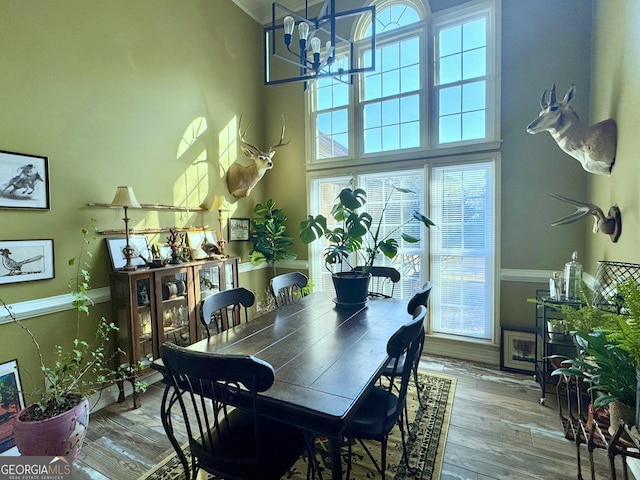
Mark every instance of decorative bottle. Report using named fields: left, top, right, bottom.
left=564, top=251, right=583, bottom=300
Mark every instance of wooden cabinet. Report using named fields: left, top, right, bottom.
left=110, top=257, right=239, bottom=406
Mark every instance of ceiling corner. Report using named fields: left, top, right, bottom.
left=230, top=0, right=271, bottom=25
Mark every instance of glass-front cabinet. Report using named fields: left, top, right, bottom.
left=110, top=257, right=239, bottom=407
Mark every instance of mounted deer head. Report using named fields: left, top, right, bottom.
left=526, top=84, right=617, bottom=176
left=226, top=114, right=289, bottom=198
left=549, top=193, right=621, bottom=243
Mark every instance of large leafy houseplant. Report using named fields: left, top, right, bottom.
left=299, top=180, right=434, bottom=274
left=249, top=199, right=297, bottom=277
left=0, top=224, right=144, bottom=458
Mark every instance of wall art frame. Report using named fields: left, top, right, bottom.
left=105, top=236, right=150, bottom=271
left=186, top=229, right=217, bottom=260
left=0, top=150, right=50, bottom=210
left=0, top=239, right=54, bottom=284
left=500, top=326, right=540, bottom=374
left=228, top=218, right=250, bottom=242
left=0, top=359, right=25, bottom=455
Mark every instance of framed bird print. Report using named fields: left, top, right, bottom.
left=0, top=239, right=54, bottom=284
left=0, top=150, right=50, bottom=210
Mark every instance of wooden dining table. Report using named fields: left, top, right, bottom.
left=152, top=290, right=411, bottom=479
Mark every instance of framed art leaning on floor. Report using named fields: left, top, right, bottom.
left=500, top=326, right=540, bottom=374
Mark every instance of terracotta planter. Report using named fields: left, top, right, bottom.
left=332, top=272, right=371, bottom=309
left=13, top=397, right=89, bottom=461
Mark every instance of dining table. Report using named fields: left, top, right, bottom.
left=152, top=290, right=412, bottom=479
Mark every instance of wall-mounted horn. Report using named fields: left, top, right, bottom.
left=549, top=193, right=621, bottom=243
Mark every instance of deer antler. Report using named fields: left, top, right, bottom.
left=238, top=113, right=260, bottom=155
left=267, top=115, right=290, bottom=152
left=549, top=193, right=621, bottom=242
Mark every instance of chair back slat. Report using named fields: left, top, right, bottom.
left=199, top=287, right=255, bottom=338
left=270, top=272, right=308, bottom=307
left=353, top=266, right=401, bottom=298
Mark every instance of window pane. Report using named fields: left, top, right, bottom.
left=364, top=128, right=382, bottom=153
left=382, top=99, right=399, bottom=126
left=381, top=43, right=400, bottom=71
left=401, top=121, right=420, bottom=148
left=463, top=48, right=486, bottom=79
left=334, top=82, right=349, bottom=106
left=382, top=125, right=400, bottom=150
left=364, top=102, right=382, bottom=129
left=463, top=18, right=486, bottom=50
left=401, top=64, right=420, bottom=92
left=439, top=25, right=461, bottom=57
left=317, top=112, right=331, bottom=134
left=462, top=111, right=485, bottom=140
left=382, top=70, right=400, bottom=97
left=317, top=87, right=332, bottom=111
left=462, top=81, right=485, bottom=111
left=400, top=37, right=419, bottom=67
left=440, top=86, right=461, bottom=115
left=440, top=54, right=461, bottom=84
left=334, top=109, right=348, bottom=133
left=400, top=95, right=419, bottom=122
left=440, top=115, right=461, bottom=143
left=364, top=72, right=382, bottom=101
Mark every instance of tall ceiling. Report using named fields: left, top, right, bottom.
left=231, top=0, right=324, bottom=24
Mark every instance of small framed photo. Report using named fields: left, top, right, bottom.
left=500, top=326, right=540, bottom=374
left=0, top=359, right=25, bottom=455
left=105, top=236, right=149, bottom=270
left=0, top=150, right=50, bottom=210
left=0, top=239, right=54, bottom=284
left=186, top=229, right=217, bottom=260
left=228, top=218, right=250, bottom=242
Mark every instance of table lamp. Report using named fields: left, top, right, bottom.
left=110, top=186, right=142, bottom=271
left=210, top=194, right=230, bottom=240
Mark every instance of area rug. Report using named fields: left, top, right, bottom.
left=138, top=371, right=456, bottom=480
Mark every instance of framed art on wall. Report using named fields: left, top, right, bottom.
left=228, top=218, right=250, bottom=242
left=0, top=359, right=25, bottom=455
left=105, top=236, right=149, bottom=270
left=500, top=326, right=540, bottom=374
left=0, top=150, right=50, bottom=210
left=0, top=239, right=54, bottom=284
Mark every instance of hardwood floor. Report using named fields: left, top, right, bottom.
left=70, top=355, right=629, bottom=480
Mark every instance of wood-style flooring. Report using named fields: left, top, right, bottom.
left=69, top=355, right=629, bottom=480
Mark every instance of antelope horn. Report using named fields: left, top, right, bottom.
left=549, top=193, right=597, bottom=226
left=540, top=89, right=548, bottom=109
left=549, top=83, right=557, bottom=105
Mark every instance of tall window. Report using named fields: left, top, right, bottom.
left=306, top=0, right=499, bottom=342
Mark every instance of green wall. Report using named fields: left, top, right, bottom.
left=0, top=0, right=269, bottom=396
left=587, top=0, right=640, bottom=266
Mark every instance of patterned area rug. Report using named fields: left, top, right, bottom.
left=138, top=371, right=456, bottom=480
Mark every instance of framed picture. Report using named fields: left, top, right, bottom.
left=0, top=150, right=50, bottom=210
left=186, top=229, right=217, bottom=260
left=105, top=236, right=149, bottom=270
left=500, top=326, right=540, bottom=374
left=0, top=359, right=25, bottom=455
left=0, top=239, right=54, bottom=284
left=228, top=218, right=250, bottom=242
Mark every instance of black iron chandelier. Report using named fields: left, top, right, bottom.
left=264, top=0, right=376, bottom=86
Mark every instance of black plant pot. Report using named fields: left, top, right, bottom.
left=331, top=272, right=371, bottom=309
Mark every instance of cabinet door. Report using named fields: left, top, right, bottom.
left=154, top=267, right=196, bottom=353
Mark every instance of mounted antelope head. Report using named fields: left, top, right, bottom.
left=526, top=84, right=617, bottom=176
left=226, top=114, right=289, bottom=198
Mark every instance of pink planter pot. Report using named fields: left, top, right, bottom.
left=12, top=397, right=89, bottom=462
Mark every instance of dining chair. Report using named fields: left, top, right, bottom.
left=199, top=287, right=255, bottom=338
left=159, top=342, right=308, bottom=480
left=270, top=271, right=308, bottom=307
left=353, top=266, right=401, bottom=298
left=346, top=305, right=426, bottom=477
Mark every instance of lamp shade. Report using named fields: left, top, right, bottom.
left=210, top=195, right=229, bottom=212
left=110, top=186, right=141, bottom=208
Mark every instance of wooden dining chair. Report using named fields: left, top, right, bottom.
left=353, top=266, right=401, bottom=298
left=382, top=282, right=433, bottom=408
left=199, top=287, right=255, bottom=338
left=346, top=305, right=426, bottom=477
left=270, top=272, right=308, bottom=307
left=159, top=342, right=308, bottom=480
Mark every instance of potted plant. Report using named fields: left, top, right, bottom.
left=553, top=330, right=637, bottom=433
left=1, top=224, right=145, bottom=461
left=299, top=179, right=434, bottom=307
left=249, top=199, right=297, bottom=277
left=547, top=319, right=571, bottom=343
